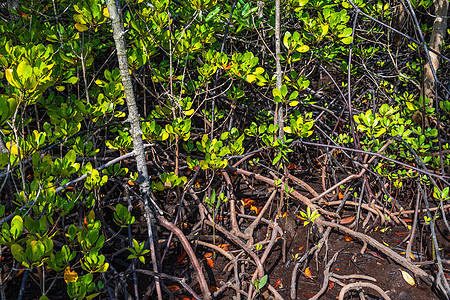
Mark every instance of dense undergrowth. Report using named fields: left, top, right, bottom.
left=0, top=0, right=449, bottom=299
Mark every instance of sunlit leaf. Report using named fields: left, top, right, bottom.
left=400, top=269, right=415, bottom=286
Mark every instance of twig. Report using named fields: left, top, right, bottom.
left=132, top=269, right=202, bottom=300
left=157, top=215, right=211, bottom=299
left=316, top=220, right=433, bottom=284
left=338, top=282, right=391, bottom=300
left=309, top=251, right=340, bottom=300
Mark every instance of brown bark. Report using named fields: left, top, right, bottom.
left=392, top=0, right=407, bottom=49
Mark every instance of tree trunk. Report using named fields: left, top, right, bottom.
left=275, top=0, right=283, bottom=141
left=422, top=0, right=448, bottom=116
left=104, top=1, right=163, bottom=299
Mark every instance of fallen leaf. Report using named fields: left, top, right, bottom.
left=304, top=267, right=314, bottom=279
left=241, top=198, right=254, bottom=207
left=340, top=216, right=355, bottom=224
left=167, top=285, right=181, bottom=291
left=395, top=232, right=410, bottom=236
left=177, top=251, right=187, bottom=265
left=400, top=269, right=415, bottom=286
left=327, top=281, right=335, bottom=291
left=367, top=251, right=385, bottom=260
left=298, top=245, right=305, bottom=251
left=208, top=286, right=219, bottom=292
left=287, top=163, right=296, bottom=170
left=380, top=227, right=390, bottom=233
left=343, top=235, right=353, bottom=241
left=218, top=244, right=230, bottom=251
left=274, top=278, right=283, bottom=289
left=206, top=257, right=214, bottom=267
left=250, top=205, right=260, bottom=214
left=177, top=296, right=194, bottom=300
left=338, top=192, right=344, bottom=200
left=204, top=253, right=213, bottom=258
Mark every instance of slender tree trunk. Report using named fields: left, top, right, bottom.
left=422, top=0, right=448, bottom=112
left=104, top=1, right=162, bottom=299
left=275, top=0, right=283, bottom=141
left=391, top=0, right=407, bottom=49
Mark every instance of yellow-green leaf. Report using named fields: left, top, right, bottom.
left=75, top=23, right=89, bottom=32
left=246, top=74, right=256, bottom=83
left=297, top=45, right=309, bottom=53
left=73, top=14, right=86, bottom=24
left=17, top=61, right=32, bottom=79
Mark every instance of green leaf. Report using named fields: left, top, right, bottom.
left=17, top=61, right=33, bottom=79
left=11, top=244, right=26, bottom=263
left=341, top=36, right=353, bottom=44
left=280, top=85, right=288, bottom=97
left=11, top=215, right=23, bottom=240
left=75, top=23, right=89, bottom=32
left=258, top=275, right=268, bottom=290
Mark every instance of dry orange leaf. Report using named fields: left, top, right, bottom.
left=241, top=198, right=254, bottom=207
left=250, top=205, right=259, bottom=214
left=287, top=163, right=296, bottom=170
left=208, top=286, right=219, bottom=292
left=223, top=63, right=232, bottom=70
left=343, top=235, right=353, bottom=241
left=298, top=245, right=305, bottom=251
left=177, top=251, right=187, bottom=265
left=128, top=180, right=135, bottom=186
left=206, top=258, right=214, bottom=267
left=204, top=253, right=213, bottom=258
left=218, top=244, right=230, bottom=251
left=274, top=278, right=283, bottom=289
left=64, top=267, right=78, bottom=283
left=400, top=269, right=415, bottom=286
left=167, top=285, right=181, bottom=291
left=304, top=267, right=314, bottom=279
left=177, top=296, right=194, bottom=300
left=340, top=216, right=355, bottom=225
left=338, top=192, right=344, bottom=200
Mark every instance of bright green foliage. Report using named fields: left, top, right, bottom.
left=127, top=238, right=150, bottom=263
left=298, top=206, right=321, bottom=226
left=0, top=0, right=448, bottom=298
left=151, top=172, right=187, bottom=191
